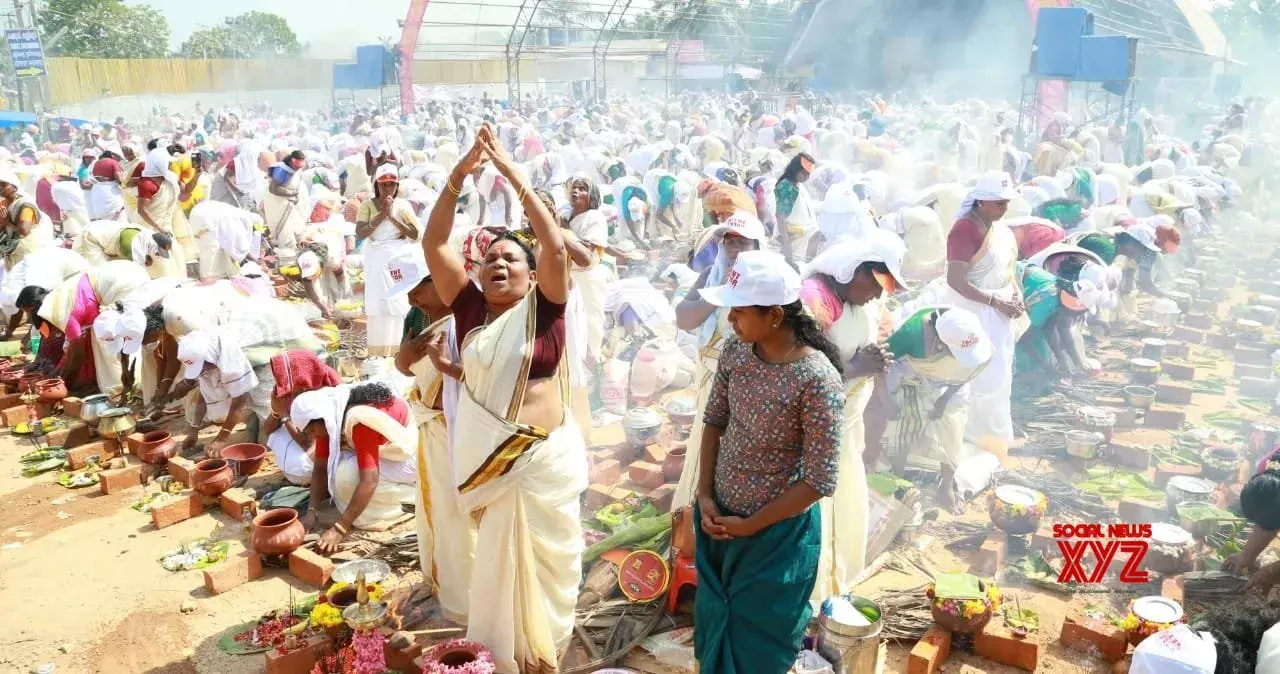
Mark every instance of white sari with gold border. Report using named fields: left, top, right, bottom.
left=450, top=290, right=588, bottom=674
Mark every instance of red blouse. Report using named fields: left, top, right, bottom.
left=450, top=282, right=566, bottom=380
left=315, top=396, right=410, bottom=470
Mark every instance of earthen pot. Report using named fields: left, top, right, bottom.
left=250, top=507, right=305, bottom=556
left=662, top=446, right=687, bottom=483
left=222, top=442, right=267, bottom=476
left=136, top=430, right=177, bottom=465
left=18, top=372, right=41, bottom=393
left=192, top=458, right=235, bottom=497
left=35, top=378, right=67, bottom=402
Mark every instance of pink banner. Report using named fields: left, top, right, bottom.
left=1026, top=0, right=1072, bottom=131
left=399, top=0, right=430, bottom=117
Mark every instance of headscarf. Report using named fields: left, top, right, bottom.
left=702, top=182, right=757, bottom=219
left=290, top=385, right=353, bottom=497
left=142, top=147, right=177, bottom=188
left=1095, top=174, right=1121, bottom=206
left=690, top=211, right=767, bottom=346
left=1076, top=232, right=1118, bottom=265
left=93, top=309, right=123, bottom=356
left=176, top=329, right=254, bottom=396
left=270, top=349, right=341, bottom=399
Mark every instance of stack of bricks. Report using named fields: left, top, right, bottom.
left=585, top=422, right=686, bottom=514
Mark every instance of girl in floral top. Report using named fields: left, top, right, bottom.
left=692, top=250, right=846, bottom=674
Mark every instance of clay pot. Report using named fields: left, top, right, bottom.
left=250, top=508, right=305, bottom=556
left=136, top=430, right=177, bottom=466
left=222, top=442, right=267, bottom=476
left=662, top=446, right=687, bottom=483
left=18, top=372, right=40, bottom=393
left=35, top=378, right=67, bottom=402
left=192, top=458, right=235, bottom=497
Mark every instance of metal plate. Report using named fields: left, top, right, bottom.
left=332, top=558, right=392, bottom=584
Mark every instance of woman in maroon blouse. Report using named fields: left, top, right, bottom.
left=420, top=123, right=583, bottom=673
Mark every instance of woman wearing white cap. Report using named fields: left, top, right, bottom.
left=187, top=200, right=263, bottom=281
left=799, top=232, right=905, bottom=592
left=421, top=124, right=581, bottom=673
left=870, top=306, right=992, bottom=511
left=0, top=170, right=55, bottom=271
left=291, top=382, right=418, bottom=553
left=690, top=249, right=846, bottom=674
left=921, top=171, right=1026, bottom=452
left=672, top=210, right=767, bottom=507
left=168, top=299, right=321, bottom=457
left=357, top=164, right=420, bottom=357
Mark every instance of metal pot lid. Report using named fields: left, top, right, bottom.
left=1140, top=338, right=1168, bottom=347
left=99, top=407, right=133, bottom=418
left=1132, top=596, right=1183, bottom=623
left=663, top=396, right=697, bottom=415
left=81, top=394, right=110, bottom=403
left=994, top=485, right=1041, bottom=506
left=1167, top=475, right=1213, bottom=494
left=1149, top=522, right=1192, bottom=547
left=332, top=558, right=392, bottom=584
left=1236, top=319, right=1263, bottom=330
left=1129, top=358, right=1160, bottom=368
left=623, top=407, right=663, bottom=429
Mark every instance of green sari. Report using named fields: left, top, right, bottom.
left=694, top=504, right=821, bottom=674
left=1016, top=263, right=1061, bottom=371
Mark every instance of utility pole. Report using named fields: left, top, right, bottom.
left=13, top=0, right=25, bottom=112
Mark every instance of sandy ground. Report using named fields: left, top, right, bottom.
left=0, top=280, right=1265, bottom=673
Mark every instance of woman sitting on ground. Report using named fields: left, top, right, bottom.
left=292, top=382, right=417, bottom=553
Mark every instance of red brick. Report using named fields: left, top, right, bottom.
left=167, top=456, right=197, bottom=487
left=288, top=548, right=334, bottom=587
left=44, top=422, right=92, bottom=448
left=99, top=459, right=145, bottom=494
left=1108, top=443, right=1152, bottom=470
left=1164, top=342, right=1191, bottom=360
left=1031, top=523, right=1057, bottom=554
left=1161, top=576, right=1185, bottom=604
left=34, top=400, right=56, bottom=419
left=219, top=488, right=258, bottom=521
left=1118, top=498, right=1166, bottom=524
left=643, top=443, right=668, bottom=464
left=609, top=442, right=642, bottom=465
left=124, top=432, right=147, bottom=455
left=972, top=532, right=1005, bottom=575
left=1160, top=361, right=1196, bottom=381
left=1207, top=332, right=1238, bottom=350
left=1154, top=463, right=1203, bottom=487
left=584, top=484, right=613, bottom=510
left=628, top=461, right=665, bottom=490
left=1155, top=382, right=1194, bottom=406
left=1061, top=614, right=1129, bottom=663
left=66, top=440, right=116, bottom=470
left=1, top=404, right=29, bottom=427
left=907, top=626, right=952, bottom=674
left=1240, top=376, right=1280, bottom=399
left=61, top=396, right=83, bottom=418
left=1182, top=313, right=1214, bottom=331
left=1235, top=363, right=1272, bottom=380
left=1144, top=405, right=1186, bottom=429
left=607, top=486, right=636, bottom=502
left=0, top=392, right=20, bottom=409
left=151, top=491, right=206, bottom=529
left=264, top=635, right=330, bottom=674
left=1235, top=345, right=1271, bottom=366
left=974, top=623, right=1040, bottom=671
left=203, top=548, right=263, bottom=595
left=1171, top=326, right=1205, bottom=344
left=649, top=484, right=676, bottom=512
left=588, top=458, right=621, bottom=486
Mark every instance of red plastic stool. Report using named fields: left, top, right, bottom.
left=666, top=506, right=698, bottom=614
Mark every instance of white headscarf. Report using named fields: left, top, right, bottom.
left=93, top=309, right=124, bottom=356
left=290, top=385, right=353, bottom=497
left=142, top=147, right=177, bottom=188
left=176, top=329, right=254, bottom=397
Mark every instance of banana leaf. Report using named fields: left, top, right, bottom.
left=868, top=472, right=914, bottom=498
left=57, top=471, right=99, bottom=488
left=1074, top=468, right=1164, bottom=502
left=20, top=447, right=66, bottom=463
left=23, top=457, right=65, bottom=477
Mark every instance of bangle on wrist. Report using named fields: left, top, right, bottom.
left=333, top=522, right=349, bottom=535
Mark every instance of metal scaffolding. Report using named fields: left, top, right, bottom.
left=402, top=0, right=794, bottom=110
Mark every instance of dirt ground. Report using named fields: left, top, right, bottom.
left=0, top=284, right=1267, bottom=673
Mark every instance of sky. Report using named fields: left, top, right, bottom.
left=136, top=0, right=529, bottom=58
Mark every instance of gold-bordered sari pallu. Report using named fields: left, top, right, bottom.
left=450, top=289, right=589, bottom=674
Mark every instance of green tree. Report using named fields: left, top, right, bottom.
left=38, top=0, right=170, bottom=58
left=627, top=0, right=796, bottom=61
left=180, top=11, right=300, bottom=58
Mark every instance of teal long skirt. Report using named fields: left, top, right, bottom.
left=693, top=503, right=821, bottom=674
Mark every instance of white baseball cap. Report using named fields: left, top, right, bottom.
left=1123, top=222, right=1162, bottom=252
left=971, top=171, right=1019, bottom=202
left=116, top=309, right=148, bottom=356
left=935, top=308, right=992, bottom=368
left=297, top=250, right=323, bottom=280
left=700, top=250, right=801, bottom=308
left=384, top=246, right=429, bottom=296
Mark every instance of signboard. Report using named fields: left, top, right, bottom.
left=666, top=40, right=705, bottom=63
left=6, top=29, right=46, bottom=77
